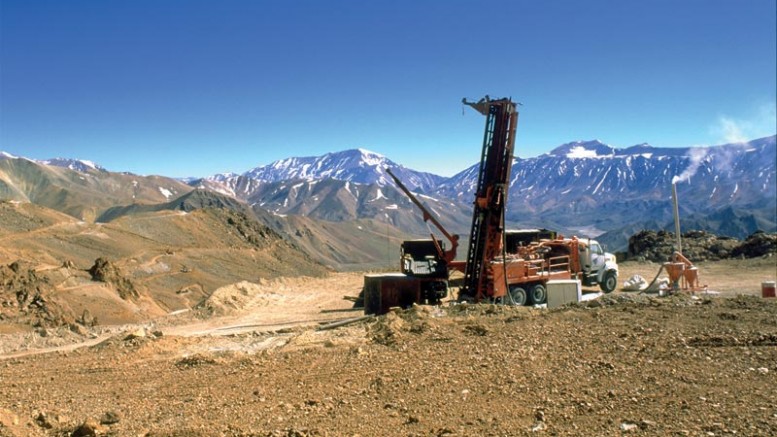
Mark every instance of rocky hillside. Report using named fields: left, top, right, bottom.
left=0, top=156, right=192, bottom=222
left=95, top=188, right=252, bottom=223
left=0, top=198, right=330, bottom=326
left=627, top=230, right=777, bottom=262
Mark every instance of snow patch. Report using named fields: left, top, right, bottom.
left=417, top=193, right=439, bottom=202
left=371, top=188, right=386, bottom=202
left=566, top=146, right=599, bottom=159
left=159, top=187, right=173, bottom=199
left=357, top=148, right=386, bottom=166
left=592, top=166, right=612, bottom=195
left=79, top=160, right=98, bottom=169
left=345, top=181, right=357, bottom=199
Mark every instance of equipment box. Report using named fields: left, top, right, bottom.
left=364, top=274, right=422, bottom=315
left=546, top=279, right=582, bottom=308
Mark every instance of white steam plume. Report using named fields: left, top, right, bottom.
left=716, top=117, right=748, bottom=144
left=671, top=147, right=708, bottom=185
left=677, top=102, right=777, bottom=184
left=710, top=102, right=777, bottom=145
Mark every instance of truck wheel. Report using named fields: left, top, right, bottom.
left=508, top=286, right=527, bottom=306
left=600, top=271, right=617, bottom=293
left=529, top=284, right=547, bottom=305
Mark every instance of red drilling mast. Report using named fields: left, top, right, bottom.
left=459, top=96, right=519, bottom=302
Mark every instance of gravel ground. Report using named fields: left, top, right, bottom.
left=1, top=291, right=776, bottom=436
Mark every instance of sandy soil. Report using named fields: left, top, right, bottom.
left=1, top=259, right=776, bottom=436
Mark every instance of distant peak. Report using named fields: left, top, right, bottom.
left=0, top=151, right=18, bottom=159
left=39, top=158, right=105, bottom=172
left=356, top=147, right=383, bottom=157
left=550, top=140, right=615, bottom=158
left=354, top=148, right=387, bottom=166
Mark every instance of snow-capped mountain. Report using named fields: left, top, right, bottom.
left=434, top=136, right=776, bottom=244
left=550, top=140, right=617, bottom=158
left=439, top=137, right=775, bottom=203
left=37, top=158, right=105, bottom=172
left=3, top=135, right=774, bottom=251
left=191, top=148, right=469, bottom=234
left=202, top=148, right=444, bottom=195
left=191, top=137, right=775, bottom=245
left=241, top=178, right=471, bottom=235
left=0, top=152, right=105, bottom=173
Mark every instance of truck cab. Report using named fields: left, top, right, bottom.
left=578, top=239, right=618, bottom=293
left=400, top=239, right=448, bottom=278
left=399, top=238, right=449, bottom=303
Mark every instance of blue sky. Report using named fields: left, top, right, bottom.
left=1, top=0, right=775, bottom=177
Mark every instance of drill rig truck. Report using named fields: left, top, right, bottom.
left=363, top=96, right=618, bottom=313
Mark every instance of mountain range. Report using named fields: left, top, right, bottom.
left=1, top=135, right=775, bottom=261
left=189, top=136, right=776, bottom=250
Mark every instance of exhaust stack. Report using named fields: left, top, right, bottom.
left=671, top=182, right=682, bottom=254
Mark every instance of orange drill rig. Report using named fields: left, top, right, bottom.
left=364, top=96, right=618, bottom=314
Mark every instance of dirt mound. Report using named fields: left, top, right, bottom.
left=626, top=229, right=773, bottom=262
left=367, top=310, right=409, bottom=345
left=0, top=260, right=74, bottom=328
left=88, top=257, right=139, bottom=300
left=365, top=304, right=527, bottom=346
left=197, top=280, right=282, bottom=316
left=732, top=231, right=777, bottom=258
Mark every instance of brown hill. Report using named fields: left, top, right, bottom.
left=0, top=157, right=193, bottom=222
left=0, top=202, right=328, bottom=329
left=258, top=213, right=417, bottom=270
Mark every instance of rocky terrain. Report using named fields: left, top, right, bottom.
left=627, top=230, right=777, bottom=262
left=0, top=268, right=775, bottom=436
left=0, top=200, right=329, bottom=336
left=1, top=145, right=776, bottom=436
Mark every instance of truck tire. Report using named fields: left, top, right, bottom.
left=508, top=286, right=527, bottom=306
left=600, top=270, right=617, bottom=293
left=529, top=284, right=547, bottom=305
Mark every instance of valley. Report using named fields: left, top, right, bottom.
left=0, top=139, right=775, bottom=436
left=3, top=1, right=775, bottom=435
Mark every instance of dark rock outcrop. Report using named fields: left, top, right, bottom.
left=88, top=258, right=139, bottom=301
left=627, top=230, right=774, bottom=262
